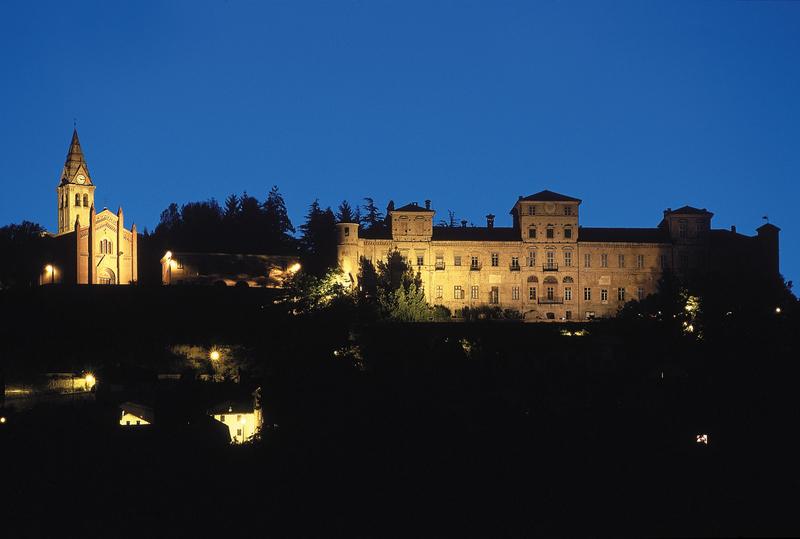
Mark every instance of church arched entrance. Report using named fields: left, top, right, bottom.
left=98, top=268, right=116, bottom=285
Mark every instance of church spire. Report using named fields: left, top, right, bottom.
left=60, top=129, right=92, bottom=185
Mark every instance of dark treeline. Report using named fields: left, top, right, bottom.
left=0, top=221, right=47, bottom=289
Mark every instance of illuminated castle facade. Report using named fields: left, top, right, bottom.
left=336, top=191, right=780, bottom=320
left=42, top=130, right=138, bottom=285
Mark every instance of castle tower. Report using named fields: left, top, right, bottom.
left=335, top=222, right=360, bottom=285
left=56, top=129, right=96, bottom=235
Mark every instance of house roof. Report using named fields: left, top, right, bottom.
left=519, top=190, right=581, bottom=203
left=578, top=227, right=670, bottom=244
left=208, top=401, right=254, bottom=415
left=393, top=202, right=434, bottom=213
left=432, top=226, right=519, bottom=241
left=119, top=402, right=155, bottom=423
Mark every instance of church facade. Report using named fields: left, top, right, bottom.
left=336, top=191, right=780, bottom=320
left=41, top=130, right=138, bottom=285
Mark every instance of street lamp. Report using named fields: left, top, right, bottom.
left=209, top=349, right=221, bottom=361
left=45, top=264, right=54, bottom=284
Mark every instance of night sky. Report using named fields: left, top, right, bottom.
left=1, top=1, right=798, bottom=283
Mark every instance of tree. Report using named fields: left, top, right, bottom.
left=336, top=200, right=355, bottom=223
left=223, top=194, right=240, bottom=219
left=361, top=249, right=432, bottom=321
left=299, top=200, right=338, bottom=276
left=0, top=221, right=47, bottom=289
left=263, top=185, right=295, bottom=253
left=360, top=198, right=384, bottom=230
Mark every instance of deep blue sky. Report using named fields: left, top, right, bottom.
left=1, top=1, right=798, bottom=283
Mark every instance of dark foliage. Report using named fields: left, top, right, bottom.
left=0, top=221, right=47, bottom=289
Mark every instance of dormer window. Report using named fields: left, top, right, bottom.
left=564, top=206, right=573, bottom=216
left=528, top=205, right=536, bottom=216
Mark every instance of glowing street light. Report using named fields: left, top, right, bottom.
left=775, top=307, right=782, bottom=314
left=45, top=264, right=54, bottom=284
left=84, top=373, right=96, bottom=389
left=209, top=350, right=221, bottom=361
left=0, top=416, right=6, bottom=424
left=289, top=262, right=301, bottom=274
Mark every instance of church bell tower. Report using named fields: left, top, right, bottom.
left=56, top=129, right=96, bottom=234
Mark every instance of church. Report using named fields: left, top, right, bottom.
left=41, top=130, right=138, bottom=285
left=336, top=191, right=780, bottom=320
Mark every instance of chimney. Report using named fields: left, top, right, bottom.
left=730, top=225, right=736, bottom=233
left=486, top=214, right=495, bottom=229
left=424, top=199, right=431, bottom=210
left=412, top=201, right=418, bottom=207
left=461, top=220, right=467, bottom=228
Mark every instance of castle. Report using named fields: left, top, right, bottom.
left=336, top=191, right=780, bottom=320
left=41, top=130, right=138, bottom=285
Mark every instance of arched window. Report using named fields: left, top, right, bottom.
left=527, top=275, right=538, bottom=283
left=562, top=276, right=574, bottom=283
left=83, top=194, right=89, bottom=207
left=75, top=194, right=80, bottom=206
left=543, top=276, right=558, bottom=284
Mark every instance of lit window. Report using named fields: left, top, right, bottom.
left=601, top=254, right=608, bottom=268
left=528, top=251, right=536, bottom=267
left=470, top=256, right=479, bottom=269
left=564, top=287, right=572, bottom=301
left=584, top=287, right=591, bottom=301
left=489, top=287, right=499, bottom=304
left=471, top=286, right=479, bottom=300
left=511, top=256, right=519, bottom=269
left=491, top=253, right=499, bottom=267
left=601, top=289, right=608, bottom=302
left=435, top=255, right=444, bottom=270
left=512, top=286, right=520, bottom=300
left=618, top=288, right=625, bottom=301
left=435, top=285, right=442, bottom=299
left=454, top=286, right=464, bottom=299
left=529, top=286, right=537, bottom=300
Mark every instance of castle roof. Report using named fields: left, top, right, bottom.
left=665, top=205, right=711, bottom=215
left=578, top=227, right=670, bottom=244
left=59, top=129, right=93, bottom=185
left=393, top=202, right=434, bottom=212
left=519, top=190, right=581, bottom=203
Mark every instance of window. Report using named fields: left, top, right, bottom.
left=546, top=251, right=555, bottom=269
left=563, top=251, right=572, bottom=267
left=237, top=415, right=242, bottom=422
left=237, top=429, right=242, bottom=437
left=528, top=251, right=536, bottom=267
left=99, top=277, right=112, bottom=285
left=679, top=219, right=688, bottom=239
left=344, top=227, right=349, bottom=236
left=489, top=287, right=499, bottom=304
left=660, top=255, right=668, bottom=270
left=564, top=287, right=572, bottom=301
left=601, top=254, right=608, bottom=268
left=637, top=287, right=645, bottom=300
left=435, top=255, right=444, bottom=270
left=176, top=260, right=184, bottom=270
left=546, top=227, right=554, bottom=239
left=564, top=227, right=572, bottom=239
left=512, top=286, right=520, bottom=300
left=99, top=239, right=114, bottom=254
left=528, top=227, right=536, bottom=239
left=637, top=254, right=645, bottom=269
left=220, top=415, right=225, bottom=422
left=546, top=286, right=554, bottom=301
left=511, top=256, right=520, bottom=269
left=416, top=255, right=424, bottom=266
left=564, top=206, right=573, bottom=216
left=435, top=285, right=443, bottom=299
left=454, top=255, right=462, bottom=266
left=529, top=287, right=537, bottom=300
left=601, top=289, right=608, bottom=303
left=470, top=256, right=479, bottom=269
left=491, top=253, right=499, bottom=267
left=528, top=205, right=536, bottom=215
left=618, top=288, right=625, bottom=301
left=565, top=310, right=572, bottom=320
left=454, top=286, right=464, bottom=299
left=75, top=194, right=80, bottom=206
left=618, top=254, right=625, bottom=268
left=471, top=286, right=479, bottom=300
left=584, top=287, right=592, bottom=301
left=584, top=253, right=591, bottom=268
left=83, top=194, right=89, bottom=207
